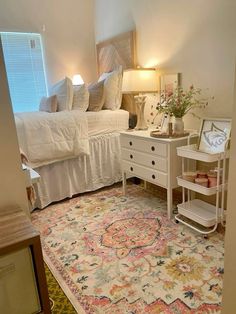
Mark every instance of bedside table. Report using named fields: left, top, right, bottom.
left=120, top=129, right=196, bottom=219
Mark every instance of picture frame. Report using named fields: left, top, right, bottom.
left=160, top=113, right=170, bottom=132
left=160, top=73, right=180, bottom=97
left=198, top=118, right=231, bottom=154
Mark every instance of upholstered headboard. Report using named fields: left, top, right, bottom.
left=96, top=30, right=137, bottom=113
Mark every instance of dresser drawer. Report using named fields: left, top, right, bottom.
left=121, top=148, right=167, bottom=173
left=120, top=135, right=167, bottom=157
left=122, top=160, right=167, bottom=187
left=0, top=248, right=41, bottom=314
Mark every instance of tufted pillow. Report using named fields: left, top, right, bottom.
left=87, top=81, right=105, bottom=111
left=50, top=77, right=73, bottom=111
left=72, top=84, right=89, bottom=111
left=98, top=67, right=122, bottom=110
left=39, top=95, right=58, bottom=113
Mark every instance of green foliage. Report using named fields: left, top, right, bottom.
left=156, top=85, right=209, bottom=118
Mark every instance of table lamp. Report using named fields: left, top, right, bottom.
left=122, top=68, right=157, bottom=130
left=72, top=74, right=84, bottom=85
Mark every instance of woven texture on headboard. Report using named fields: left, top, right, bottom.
left=96, top=30, right=136, bottom=75
left=96, top=31, right=137, bottom=113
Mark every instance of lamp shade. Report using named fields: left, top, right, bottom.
left=72, top=74, right=84, bottom=85
left=122, top=68, right=157, bottom=94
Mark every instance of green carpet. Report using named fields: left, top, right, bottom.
left=45, top=263, right=76, bottom=313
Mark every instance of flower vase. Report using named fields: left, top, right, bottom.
left=173, top=117, right=184, bottom=135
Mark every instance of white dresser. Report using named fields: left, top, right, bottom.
left=120, top=130, right=195, bottom=218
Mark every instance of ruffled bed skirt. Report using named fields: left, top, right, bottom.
left=34, top=133, right=122, bottom=209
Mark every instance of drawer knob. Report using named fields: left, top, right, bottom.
left=130, top=154, right=133, bottom=159
left=129, top=141, right=133, bottom=146
left=152, top=174, right=156, bottom=179
left=152, top=160, right=155, bottom=165
left=151, top=146, right=155, bottom=151
left=130, top=167, right=133, bottom=172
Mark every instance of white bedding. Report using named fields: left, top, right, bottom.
left=15, top=111, right=89, bottom=168
left=34, top=133, right=123, bottom=208
left=15, top=109, right=129, bottom=169
left=87, top=109, right=129, bottom=136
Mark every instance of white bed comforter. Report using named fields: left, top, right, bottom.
left=15, top=111, right=89, bottom=168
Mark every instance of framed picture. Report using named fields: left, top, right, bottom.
left=198, top=118, right=231, bottom=154
left=160, top=73, right=180, bottom=97
left=160, top=113, right=170, bottom=132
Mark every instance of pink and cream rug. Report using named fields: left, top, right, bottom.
left=32, top=184, right=224, bottom=313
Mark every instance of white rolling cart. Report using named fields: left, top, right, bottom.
left=175, top=140, right=229, bottom=237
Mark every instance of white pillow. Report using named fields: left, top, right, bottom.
left=98, top=67, right=122, bottom=110
left=87, top=81, right=105, bottom=111
left=39, top=95, right=58, bottom=112
left=72, top=84, right=89, bottom=111
left=50, top=77, right=73, bottom=111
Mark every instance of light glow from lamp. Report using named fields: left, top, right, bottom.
left=72, top=74, right=84, bottom=85
left=122, top=68, right=157, bottom=130
left=144, top=59, right=159, bottom=68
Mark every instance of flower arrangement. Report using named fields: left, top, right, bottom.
left=156, top=85, right=209, bottom=119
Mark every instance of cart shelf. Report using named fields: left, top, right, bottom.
left=177, top=199, right=217, bottom=227
left=177, top=176, right=227, bottom=196
left=177, top=144, right=229, bottom=162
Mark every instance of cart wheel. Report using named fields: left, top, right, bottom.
left=203, top=235, right=208, bottom=239
left=175, top=220, right=179, bottom=224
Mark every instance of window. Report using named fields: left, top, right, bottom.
left=1, top=32, right=48, bottom=112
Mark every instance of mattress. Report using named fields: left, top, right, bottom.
left=87, top=109, right=129, bottom=137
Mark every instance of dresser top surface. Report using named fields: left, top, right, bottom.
left=121, top=129, right=197, bottom=142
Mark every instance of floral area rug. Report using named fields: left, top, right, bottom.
left=32, top=184, right=224, bottom=313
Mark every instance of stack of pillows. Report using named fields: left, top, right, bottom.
left=39, top=67, right=123, bottom=113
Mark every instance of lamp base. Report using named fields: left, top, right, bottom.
left=134, top=95, right=148, bottom=130
left=135, top=124, right=148, bottom=131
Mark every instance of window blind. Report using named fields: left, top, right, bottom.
left=1, top=32, right=48, bottom=112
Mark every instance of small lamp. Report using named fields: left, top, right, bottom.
left=122, top=68, right=157, bottom=130
left=72, top=74, right=84, bottom=86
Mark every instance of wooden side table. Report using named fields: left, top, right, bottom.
left=0, top=206, right=51, bottom=314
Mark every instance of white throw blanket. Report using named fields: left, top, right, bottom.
left=15, top=111, right=89, bottom=168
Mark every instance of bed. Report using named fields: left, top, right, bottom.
left=15, top=31, right=137, bottom=209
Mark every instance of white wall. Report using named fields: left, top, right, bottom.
left=222, top=62, right=236, bottom=312
left=95, top=0, right=236, bottom=130
left=0, top=0, right=97, bottom=86
left=0, top=41, right=29, bottom=213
